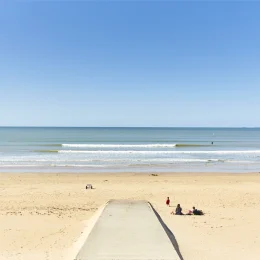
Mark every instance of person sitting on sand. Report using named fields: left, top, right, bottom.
left=192, top=206, right=204, bottom=215
left=166, top=197, right=170, bottom=206
left=171, top=204, right=183, bottom=215
left=175, top=204, right=183, bottom=215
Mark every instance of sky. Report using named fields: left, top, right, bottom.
left=0, top=1, right=260, bottom=127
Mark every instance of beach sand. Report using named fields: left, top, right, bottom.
left=0, top=172, right=260, bottom=260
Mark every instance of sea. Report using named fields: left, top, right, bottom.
left=0, top=127, right=260, bottom=173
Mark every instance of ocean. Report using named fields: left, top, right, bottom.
left=0, top=127, right=260, bottom=173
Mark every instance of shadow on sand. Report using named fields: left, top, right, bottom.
left=150, top=204, right=184, bottom=260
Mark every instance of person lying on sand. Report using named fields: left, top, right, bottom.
left=192, top=206, right=204, bottom=215
left=186, top=206, right=204, bottom=215
left=171, top=204, right=183, bottom=215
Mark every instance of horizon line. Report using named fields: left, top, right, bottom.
left=0, top=126, right=259, bottom=128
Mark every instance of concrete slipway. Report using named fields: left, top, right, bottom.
left=75, top=200, right=182, bottom=260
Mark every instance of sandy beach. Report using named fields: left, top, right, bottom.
left=0, top=172, right=260, bottom=260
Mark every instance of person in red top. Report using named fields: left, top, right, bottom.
left=166, top=197, right=170, bottom=206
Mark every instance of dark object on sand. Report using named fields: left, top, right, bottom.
left=166, top=197, right=170, bottom=206
left=175, top=204, right=183, bottom=215
left=86, top=184, right=93, bottom=189
left=193, top=206, right=204, bottom=215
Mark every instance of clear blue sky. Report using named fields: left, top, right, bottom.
left=1, top=1, right=260, bottom=127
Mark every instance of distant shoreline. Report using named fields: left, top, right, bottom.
left=0, top=171, right=259, bottom=176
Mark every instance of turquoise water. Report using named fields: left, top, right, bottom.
left=0, top=127, right=260, bottom=173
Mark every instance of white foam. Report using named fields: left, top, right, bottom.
left=62, top=143, right=177, bottom=148
left=51, top=164, right=108, bottom=167
left=58, top=150, right=260, bottom=155
left=0, top=164, right=109, bottom=168
left=0, top=165, right=40, bottom=167
left=226, top=160, right=258, bottom=164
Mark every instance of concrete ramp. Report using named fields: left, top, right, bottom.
left=75, top=200, right=181, bottom=260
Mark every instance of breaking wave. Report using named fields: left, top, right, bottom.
left=57, top=150, right=260, bottom=154
left=61, top=143, right=210, bottom=148
left=62, top=143, right=177, bottom=148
